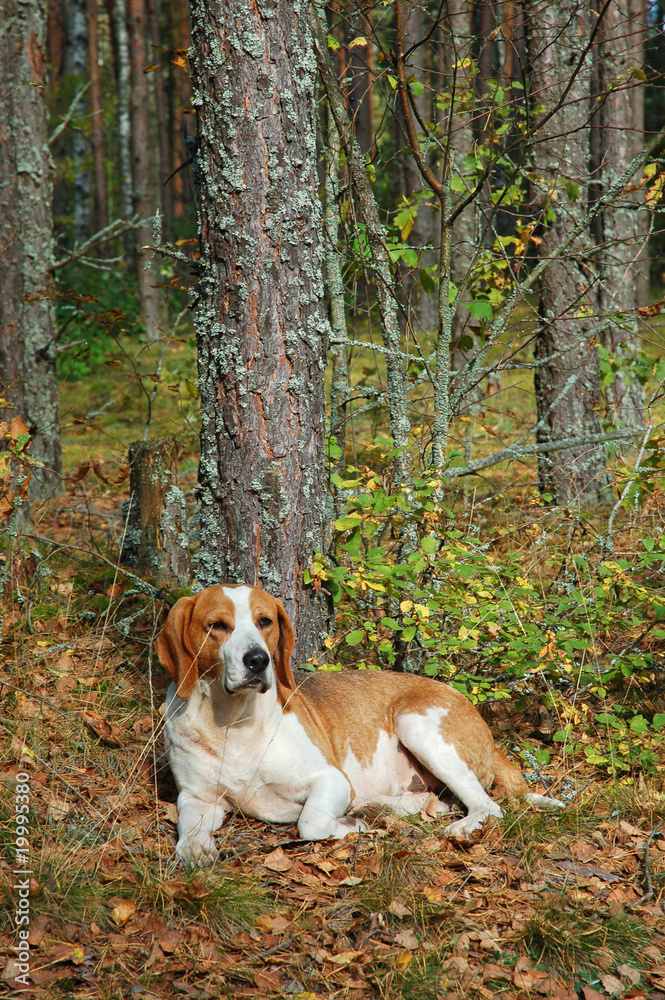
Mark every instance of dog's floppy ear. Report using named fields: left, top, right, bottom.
left=274, top=599, right=296, bottom=705
left=156, top=595, right=198, bottom=699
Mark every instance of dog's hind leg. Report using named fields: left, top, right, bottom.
left=396, top=710, right=501, bottom=840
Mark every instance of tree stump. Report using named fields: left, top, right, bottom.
left=122, top=438, right=190, bottom=587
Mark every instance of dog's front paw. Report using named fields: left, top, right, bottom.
left=176, top=833, right=218, bottom=867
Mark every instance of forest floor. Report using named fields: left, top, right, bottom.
left=1, top=331, right=664, bottom=999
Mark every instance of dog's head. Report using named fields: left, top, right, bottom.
left=155, top=585, right=296, bottom=703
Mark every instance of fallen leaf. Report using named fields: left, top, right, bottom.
left=77, top=710, right=122, bottom=746
left=110, top=899, right=136, bottom=926
left=600, top=974, right=623, bottom=995
left=394, top=929, right=419, bottom=950
left=619, top=820, right=644, bottom=836
left=483, top=963, right=511, bottom=982
left=339, top=876, right=362, bottom=886
left=617, top=964, right=641, bottom=985
left=582, top=988, right=605, bottom=1000
left=144, top=940, right=164, bottom=969
left=46, top=796, right=72, bottom=822
left=554, top=860, right=620, bottom=883
left=327, top=950, right=364, bottom=966
left=159, top=929, right=181, bottom=953
left=570, top=840, right=596, bottom=863
left=388, top=899, right=411, bottom=919
left=263, top=847, right=292, bottom=872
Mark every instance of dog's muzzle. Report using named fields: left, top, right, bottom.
left=225, top=645, right=271, bottom=693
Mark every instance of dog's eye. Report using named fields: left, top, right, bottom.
left=258, top=617, right=272, bottom=628
left=210, top=621, right=229, bottom=632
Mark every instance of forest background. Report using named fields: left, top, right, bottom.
left=1, top=0, right=665, bottom=997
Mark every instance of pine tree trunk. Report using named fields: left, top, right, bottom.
left=147, top=0, right=174, bottom=234
left=0, top=0, right=62, bottom=498
left=594, top=0, right=646, bottom=429
left=128, top=0, right=163, bottom=341
left=527, top=0, right=611, bottom=506
left=190, top=0, right=331, bottom=662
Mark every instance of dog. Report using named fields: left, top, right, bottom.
left=156, top=584, right=562, bottom=865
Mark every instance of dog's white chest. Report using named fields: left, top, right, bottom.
left=164, top=684, right=334, bottom=823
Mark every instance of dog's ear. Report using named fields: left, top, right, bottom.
left=274, top=599, right=296, bottom=705
left=156, top=595, right=198, bottom=699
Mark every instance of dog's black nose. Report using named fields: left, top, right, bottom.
left=243, top=647, right=270, bottom=674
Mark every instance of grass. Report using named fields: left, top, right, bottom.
left=521, top=894, right=651, bottom=977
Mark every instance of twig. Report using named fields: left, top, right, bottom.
left=444, top=427, right=652, bottom=481
left=49, top=82, right=91, bottom=146
left=603, top=423, right=653, bottom=554
left=627, top=822, right=662, bottom=908
left=54, top=215, right=144, bottom=271
left=25, top=533, right=171, bottom=601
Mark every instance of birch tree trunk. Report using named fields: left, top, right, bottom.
left=190, top=0, right=331, bottom=662
left=113, top=0, right=134, bottom=255
left=593, top=0, right=646, bottom=429
left=527, top=0, right=611, bottom=506
left=0, top=0, right=62, bottom=497
left=63, top=0, right=91, bottom=244
left=88, top=0, right=109, bottom=243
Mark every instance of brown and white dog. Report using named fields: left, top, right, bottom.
left=156, top=584, right=562, bottom=865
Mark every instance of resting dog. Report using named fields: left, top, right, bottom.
left=157, top=584, right=561, bottom=865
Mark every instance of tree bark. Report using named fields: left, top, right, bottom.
left=0, top=0, right=62, bottom=498
left=127, top=0, right=163, bottom=340
left=63, top=0, right=91, bottom=244
left=123, top=438, right=190, bottom=586
left=527, top=0, right=611, bottom=506
left=190, top=0, right=331, bottom=662
left=147, top=0, right=174, bottom=233
left=593, top=0, right=646, bottom=429
left=88, top=0, right=109, bottom=244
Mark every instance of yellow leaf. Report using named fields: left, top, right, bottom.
left=458, top=626, right=469, bottom=640
left=400, top=600, right=413, bottom=613
left=324, top=636, right=334, bottom=649
left=111, top=899, right=136, bottom=926
left=348, top=36, right=368, bottom=49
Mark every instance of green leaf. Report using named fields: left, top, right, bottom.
left=421, top=536, right=437, bottom=554
left=652, top=713, right=665, bottom=731
left=345, top=629, right=365, bottom=646
left=466, top=299, right=493, bottom=322
left=401, top=626, right=417, bottom=641
left=629, top=715, right=649, bottom=733
left=326, top=33, right=340, bottom=51
left=419, top=268, right=435, bottom=296
left=382, top=618, right=401, bottom=630
left=410, top=79, right=425, bottom=97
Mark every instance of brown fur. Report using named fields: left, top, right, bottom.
left=155, top=585, right=295, bottom=703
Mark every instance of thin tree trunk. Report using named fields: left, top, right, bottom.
left=114, top=0, right=133, bottom=251
left=47, top=0, right=64, bottom=80
left=344, top=2, right=374, bottom=157
left=87, top=0, right=109, bottom=245
left=64, top=0, right=91, bottom=245
left=325, top=115, right=349, bottom=493
left=394, top=2, right=439, bottom=335
left=527, top=0, right=611, bottom=506
left=128, top=0, right=163, bottom=340
left=190, top=0, right=332, bottom=661
left=0, top=0, right=62, bottom=499
left=312, top=8, right=412, bottom=486
left=594, top=0, right=646, bottom=429
left=147, top=0, right=174, bottom=234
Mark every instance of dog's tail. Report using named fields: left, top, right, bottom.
left=493, top=747, right=565, bottom=811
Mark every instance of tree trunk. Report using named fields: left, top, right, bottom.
left=593, top=0, right=646, bottom=429
left=190, top=0, right=331, bottom=662
left=113, top=0, right=134, bottom=249
left=0, top=0, right=62, bottom=498
left=128, top=0, right=163, bottom=341
left=123, top=438, right=190, bottom=586
left=88, top=0, right=109, bottom=244
left=527, top=0, right=611, bottom=506
left=394, top=2, right=439, bottom=335
left=63, top=0, right=91, bottom=245
left=147, top=0, right=174, bottom=234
